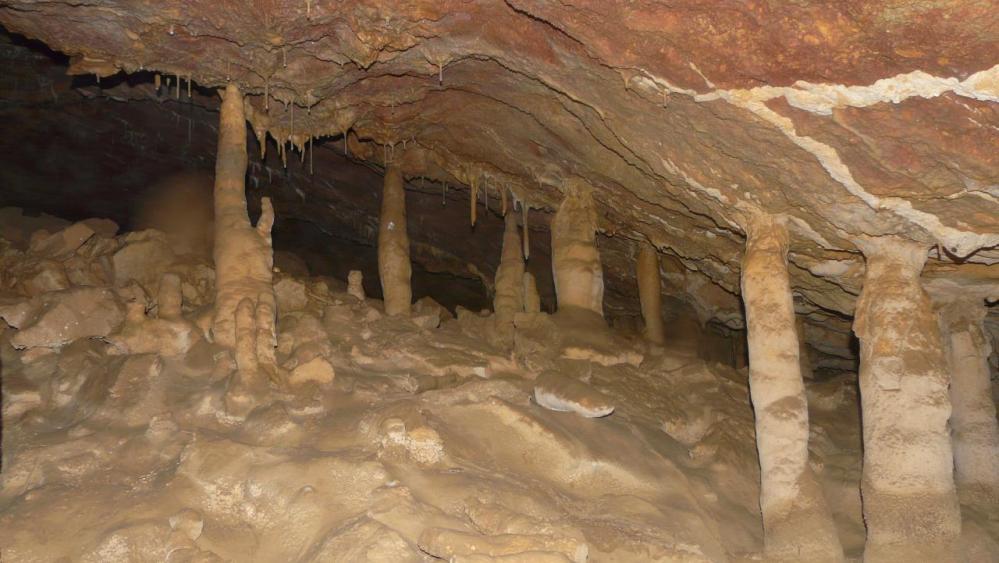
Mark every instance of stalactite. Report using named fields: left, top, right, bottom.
left=741, top=214, right=842, bottom=562
left=308, top=135, right=313, bottom=175
left=264, top=80, right=269, bottom=110
left=175, top=73, right=180, bottom=98
left=187, top=75, right=192, bottom=98
left=470, top=177, right=479, bottom=226
left=853, top=236, right=961, bottom=562
left=501, top=185, right=508, bottom=216
left=154, top=73, right=161, bottom=92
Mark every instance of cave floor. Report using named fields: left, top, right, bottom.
left=0, top=214, right=892, bottom=562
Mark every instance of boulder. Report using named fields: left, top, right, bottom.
left=274, top=277, right=309, bottom=312
left=10, top=287, right=124, bottom=349
left=112, top=230, right=175, bottom=287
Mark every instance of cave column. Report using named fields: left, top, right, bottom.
left=636, top=241, right=665, bottom=344
left=853, top=237, right=961, bottom=562
left=211, top=83, right=279, bottom=414
left=741, top=213, right=843, bottom=562
left=551, top=179, right=603, bottom=315
left=937, top=297, right=999, bottom=504
left=493, top=212, right=525, bottom=345
left=378, top=165, right=412, bottom=316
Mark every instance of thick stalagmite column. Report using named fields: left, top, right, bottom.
left=551, top=180, right=603, bottom=315
left=378, top=165, right=412, bottom=316
left=211, top=84, right=276, bottom=360
left=741, top=214, right=843, bottom=562
left=853, top=237, right=961, bottom=562
left=938, top=298, right=999, bottom=504
left=636, top=241, right=665, bottom=345
left=493, top=212, right=525, bottom=345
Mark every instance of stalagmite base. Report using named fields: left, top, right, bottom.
left=210, top=83, right=279, bottom=412
left=854, top=237, right=961, bottom=563
left=937, top=298, right=999, bottom=504
left=741, top=214, right=843, bottom=562
left=378, top=165, right=412, bottom=316
left=636, top=241, right=665, bottom=345
left=551, top=180, right=603, bottom=316
left=493, top=212, right=525, bottom=346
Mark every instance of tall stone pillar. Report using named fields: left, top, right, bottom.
left=853, top=237, right=961, bottom=562
left=378, top=165, right=412, bottom=316
left=493, top=212, right=525, bottom=346
left=938, top=297, right=999, bottom=504
left=211, top=84, right=278, bottom=415
left=741, top=214, right=843, bottom=562
left=211, top=83, right=276, bottom=358
left=551, top=180, right=603, bottom=315
left=637, top=241, right=665, bottom=345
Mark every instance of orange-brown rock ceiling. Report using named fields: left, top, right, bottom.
left=1, top=0, right=997, bottom=335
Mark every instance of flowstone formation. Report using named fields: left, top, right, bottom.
left=0, top=1, right=997, bottom=562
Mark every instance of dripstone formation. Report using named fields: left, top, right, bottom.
left=0, top=2, right=996, bottom=561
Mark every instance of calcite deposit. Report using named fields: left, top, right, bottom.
left=0, top=1, right=997, bottom=561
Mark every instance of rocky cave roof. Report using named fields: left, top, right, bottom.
left=1, top=0, right=997, bottom=333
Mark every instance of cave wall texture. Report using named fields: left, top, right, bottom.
left=0, top=0, right=997, bottom=373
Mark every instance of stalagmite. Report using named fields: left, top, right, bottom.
left=741, top=213, right=842, bottom=562
left=636, top=241, right=665, bottom=345
left=937, top=297, right=999, bottom=504
left=210, top=83, right=278, bottom=385
left=157, top=272, right=182, bottom=320
left=523, top=272, right=541, bottom=313
left=347, top=270, right=365, bottom=301
left=853, top=237, right=961, bottom=563
left=378, top=165, right=412, bottom=316
left=493, top=212, right=525, bottom=346
left=551, top=180, right=603, bottom=315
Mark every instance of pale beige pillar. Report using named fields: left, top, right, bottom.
left=938, top=298, right=999, bottom=504
left=742, top=214, right=843, bottom=562
left=378, top=165, right=412, bottom=316
left=854, top=237, right=961, bottom=563
left=551, top=180, right=603, bottom=315
left=637, top=242, right=665, bottom=345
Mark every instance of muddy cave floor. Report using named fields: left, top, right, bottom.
left=0, top=209, right=991, bottom=562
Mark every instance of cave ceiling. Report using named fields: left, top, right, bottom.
left=1, top=0, right=997, bottom=329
